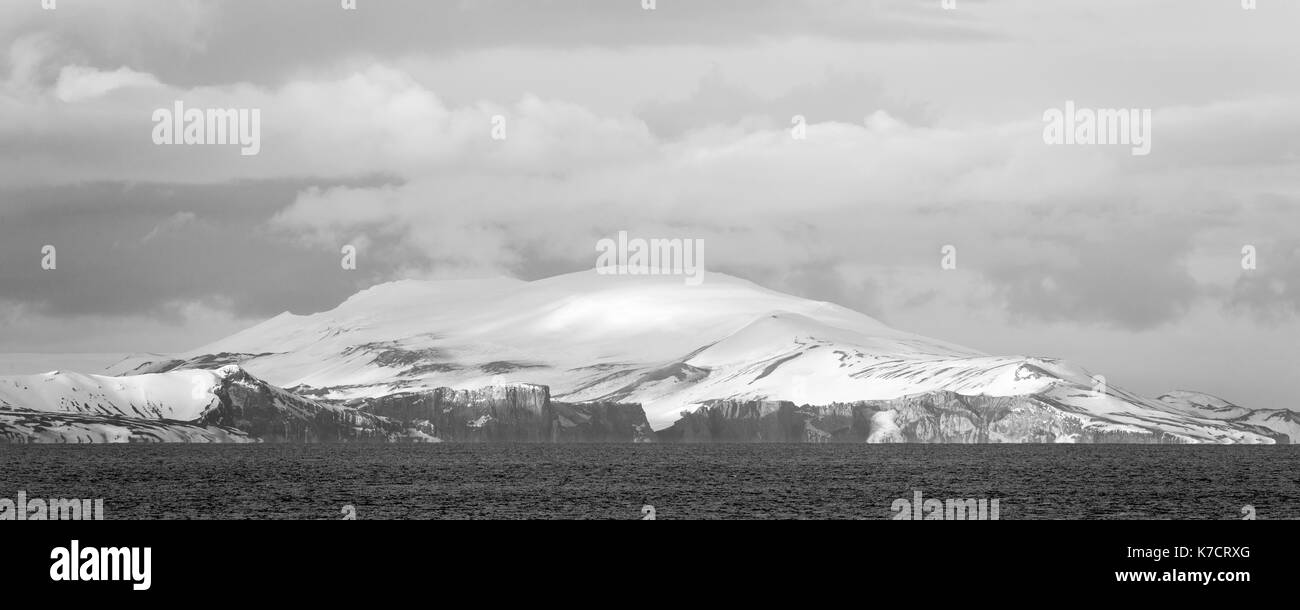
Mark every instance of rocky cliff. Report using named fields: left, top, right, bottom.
left=658, top=392, right=1198, bottom=443
left=201, top=367, right=412, bottom=442
left=353, top=384, right=653, bottom=442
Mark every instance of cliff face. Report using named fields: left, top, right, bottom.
left=354, top=384, right=653, bottom=442
left=551, top=401, right=655, bottom=442
left=201, top=367, right=410, bottom=442
left=354, top=385, right=551, bottom=442
left=656, top=400, right=863, bottom=443
left=658, top=392, right=1191, bottom=444
left=867, top=393, right=1188, bottom=443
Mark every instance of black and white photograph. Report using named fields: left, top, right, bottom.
left=0, top=0, right=1295, bottom=597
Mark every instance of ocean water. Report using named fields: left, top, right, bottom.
left=1, top=444, right=1296, bottom=520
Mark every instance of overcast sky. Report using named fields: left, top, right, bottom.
left=0, top=0, right=1297, bottom=410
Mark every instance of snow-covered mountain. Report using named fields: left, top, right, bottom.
left=88, top=269, right=1292, bottom=444
left=0, top=366, right=402, bottom=443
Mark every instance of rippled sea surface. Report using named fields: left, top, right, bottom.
left=1, top=444, right=1297, bottom=520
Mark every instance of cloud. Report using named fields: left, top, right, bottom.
left=0, top=181, right=396, bottom=323
left=0, top=1, right=996, bottom=87
left=1229, top=240, right=1300, bottom=320
left=637, top=66, right=933, bottom=138
left=54, top=64, right=160, bottom=102
left=1, top=54, right=660, bottom=185
left=244, top=77, right=1298, bottom=336
left=0, top=298, right=255, bottom=354
left=0, top=0, right=212, bottom=80
left=3, top=46, right=1298, bottom=338
left=982, top=225, right=1202, bottom=331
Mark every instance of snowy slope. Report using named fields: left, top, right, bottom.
left=0, top=410, right=252, bottom=443
left=0, top=368, right=226, bottom=420
left=1158, top=391, right=1300, bottom=444
left=0, top=367, right=254, bottom=442
left=90, top=269, right=1291, bottom=443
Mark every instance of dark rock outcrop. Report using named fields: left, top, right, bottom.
left=551, top=401, right=655, bottom=442
left=657, top=400, right=864, bottom=443
left=200, top=367, right=410, bottom=442
left=354, top=384, right=653, bottom=442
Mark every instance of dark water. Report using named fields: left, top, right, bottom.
left=1, top=444, right=1297, bottom=520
